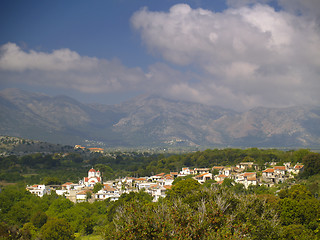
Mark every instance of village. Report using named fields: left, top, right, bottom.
left=26, top=160, right=304, bottom=203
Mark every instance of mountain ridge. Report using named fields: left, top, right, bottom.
left=0, top=88, right=319, bottom=148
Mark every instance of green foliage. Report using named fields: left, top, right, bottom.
left=278, top=184, right=312, bottom=200
left=46, top=198, right=74, bottom=217
left=42, top=177, right=61, bottom=185
left=280, top=224, right=315, bottom=240
left=106, top=186, right=281, bottom=240
left=276, top=184, right=320, bottom=238
left=172, top=174, right=194, bottom=185
left=20, top=222, right=37, bottom=239
left=0, top=222, right=20, bottom=240
left=247, top=184, right=271, bottom=195
left=1, top=148, right=320, bottom=239
left=31, top=211, right=48, bottom=229
left=300, top=153, right=320, bottom=178
left=0, top=148, right=315, bottom=185
left=82, top=218, right=95, bottom=235
left=166, top=178, right=200, bottom=200
left=221, top=178, right=234, bottom=188
left=94, top=164, right=114, bottom=180
left=40, top=218, right=75, bottom=240
left=92, top=183, right=103, bottom=193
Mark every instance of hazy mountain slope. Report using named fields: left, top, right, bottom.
left=0, top=88, right=319, bottom=147
left=112, top=95, right=236, bottom=146
left=0, top=89, right=123, bottom=145
left=211, top=106, right=320, bottom=147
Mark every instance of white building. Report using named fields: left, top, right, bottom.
left=95, top=184, right=120, bottom=201
left=83, top=168, right=102, bottom=187
left=194, top=173, right=213, bottom=184
left=26, top=185, right=50, bottom=197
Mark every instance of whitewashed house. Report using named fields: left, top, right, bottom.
left=194, top=173, right=213, bottom=184
left=26, top=185, right=50, bottom=197
left=95, top=184, right=120, bottom=201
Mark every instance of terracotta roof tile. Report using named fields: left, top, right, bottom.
left=241, top=172, right=256, bottom=177
left=217, top=174, right=227, bottom=178
left=294, top=165, right=304, bottom=169
left=274, top=166, right=286, bottom=170
left=103, top=184, right=115, bottom=192
left=247, top=176, right=257, bottom=181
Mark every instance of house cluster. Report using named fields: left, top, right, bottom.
left=27, top=162, right=304, bottom=202
left=27, top=168, right=119, bottom=203
left=74, top=145, right=104, bottom=153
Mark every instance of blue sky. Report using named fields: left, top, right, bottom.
left=0, top=0, right=319, bottom=110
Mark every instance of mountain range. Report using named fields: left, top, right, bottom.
left=0, top=88, right=319, bottom=148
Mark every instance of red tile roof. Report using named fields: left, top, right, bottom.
left=241, top=172, right=256, bottom=177
left=274, top=166, right=286, bottom=170
left=213, top=166, right=224, bottom=169
left=263, top=168, right=274, bottom=173
left=155, top=173, right=165, bottom=177
left=77, top=190, right=91, bottom=195
left=195, top=173, right=207, bottom=178
left=88, top=148, right=104, bottom=151
left=62, top=182, right=73, bottom=187
left=247, top=176, right=257, bottom=181
left=103, top=184, right=115, bottom=192
left=135, top=177, right=147, bottom=181
left=294, top=165, right=304, bottom=169
left=217, top=174, right=227, bottom=178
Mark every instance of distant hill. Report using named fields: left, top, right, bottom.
left=0, top=88, right=320, bottom=148
left=0, top=135, right=74, bottom=155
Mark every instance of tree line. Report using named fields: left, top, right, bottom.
left=0, top=148, right=316, bottom=185
left=1, top=178, right=320, bottom=239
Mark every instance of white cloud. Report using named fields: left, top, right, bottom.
left=0, top=42, right=146, bottom=94
left=131, top=3, right=320, bottom=110
left=1, top=1, right=320, bottom=111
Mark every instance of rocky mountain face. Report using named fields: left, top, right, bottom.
left=0, top=88, right=319, bottom=148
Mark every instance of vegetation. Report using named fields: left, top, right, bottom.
left=1, top=178, right=320, bottom=239
left=0, top=147, right=315, bottom=184
left=0, top=147, right=320, bottom=239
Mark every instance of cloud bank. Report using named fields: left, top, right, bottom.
left=1, top=0, right=320, bottom=110
left=131, top=2, right=320, bottom=109
left=0, top=42, right=146, bottom=93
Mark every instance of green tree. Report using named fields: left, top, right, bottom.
left=31, top=211, right=48, bottom=229
left=82, top=217, right=95, bottom=235
left=46, top=198, right=73, bottom=217
left=300, top=153, right=320, bottom=178
left=166, top=178, right=201, bottom=200
left=93, top=183, right=103, bottom=193
left=42, top=177, right=61, bottom=185
left=20, top=222, right=38, bottom=239
left=40, top=218, right=75, bottom=240
left=94, top=164, right=114, bottom=180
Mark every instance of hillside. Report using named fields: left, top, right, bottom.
left=0, top=88, right=320, bottom=148
left=0, top=136, right=74, bottom=155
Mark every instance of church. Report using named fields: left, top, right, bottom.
left=83, top=168, right=102, bottom=187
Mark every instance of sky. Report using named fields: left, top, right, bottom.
left=0, top=0, right=320, bottom=111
